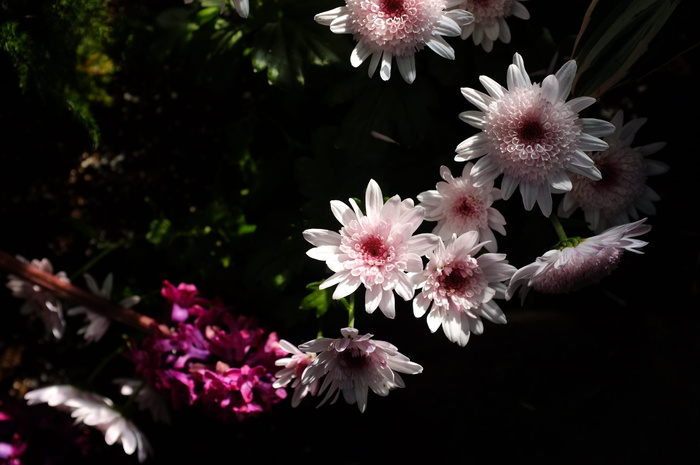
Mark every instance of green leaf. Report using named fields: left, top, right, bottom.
left=299, top=281, right=331, bottom=318
left=572, top=0, right=697, bottom=98
left=145, top=218, right=172, bottom=245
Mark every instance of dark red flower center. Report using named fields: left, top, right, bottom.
left=381, top=0, right=406, bottom=16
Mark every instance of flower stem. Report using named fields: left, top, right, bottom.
left=549, top=214, right=569, bottom=242
left=345, top=294, right=355, bottom=328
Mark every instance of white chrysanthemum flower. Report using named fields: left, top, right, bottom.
left=25, top=385, right=152, bottom=463
left=315, top=0, right=474, bottom=83
left=455, top=0, right=530, bottom=52
left=558, top=110, right=669, bottom=233
left=456, top=53, right=615, bottom=217
left=412, top=231, right=515, bottom=346
left=298, top=327, right=422, bottom=413
left=67, top=273, right=141, bottom=343
left=114, top=378, right=171, bottom=425
left=417, top=163, right=507, bottom=252
left=303, top=179, right=439, bottom=319
left=273, top=339, right=320, bottom=408
left=506, top=218, right=651, bottom=303
left=6, top=256, right=69, bottom=339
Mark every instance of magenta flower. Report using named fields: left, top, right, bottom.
left=126, top=281, right=288, bottom=422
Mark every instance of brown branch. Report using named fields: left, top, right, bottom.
left=0, top=250, right=170, bottom=337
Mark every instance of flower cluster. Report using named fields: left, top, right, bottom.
left=126, top=281, right=288, bottom=422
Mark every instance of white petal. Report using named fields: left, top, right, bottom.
left=554, top=60, right=576, bottom=101
left=426, top=36, right=455, bottom=60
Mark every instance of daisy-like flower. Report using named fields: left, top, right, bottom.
left=506, top=218, right=651, bottom=303
left=114, top=378, right=171, bottom=425
left=455, top=53, right=615, bottom=217
left=417, top=163, right=507, bottom=252
left=412, top=231, right=515, bottom=346
left=273, top=340, right=320, bottom=408
left=298, top=327, right=422, bottom=413
left=303, top=179, right=440, bottom=319
left=558, top=110, right=669, bottom=233
left=314, top=0, right=474, bottom=83
left=67, top=273, right=141, bottom=343
left=6, top=257, right=69, bottom=339
left=24, top=385, right=152, bottom=463
left=455, top=0, right=530, bottom=52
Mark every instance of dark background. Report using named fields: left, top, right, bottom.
left=1, top=0, right=699, bottom=463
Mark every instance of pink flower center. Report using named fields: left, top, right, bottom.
left=426, top=257, right=488, bottom=310
left=462, top=0, right=512, bottom=23
left=346, top=0, right=446, bottom=56
left=533, top=246, right=622, bottom=293
left=360, top=235, right=389, bottom=262
left=484, top=87, right=582, bottom=185
left=568, top=146, right=647, bottom=216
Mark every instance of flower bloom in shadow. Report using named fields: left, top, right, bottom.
left=455, top=0, right=530, bottom=52
left=126, top=281, right=288, bottom=422
left=67, top=273, right=141, bottom=343
left=412, top=231, right=515, bottom=346
left=273, top=340, right=320, bottom=408
left=558, top=110, right=669, bottom=233
left=315, top=0, right=473, bottom=83
left=184, top=0, right=249, bottom=18
left=506, top=219, right=651, bottom=303
left=24, top=385, right=151, bottom=463
left=456, top=53, right=615, bottom=216
left=6, top=257, right=69, bottom=339
left=303, top=179, right=439, bottom=319
left=418, top=163, right=507, bottom=252
left=298, top=327, right=422, bottom=413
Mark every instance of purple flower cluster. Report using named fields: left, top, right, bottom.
left=126, top=281, right=288, bottom=422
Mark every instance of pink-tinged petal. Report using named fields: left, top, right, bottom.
left=365, top=179, right=383, bottom=220
left=479, top=75, right=506, bottom=99
left=554, top=59, right=576, bottom=101
left=378, top=291, right=396, bottom=319
left=303, top=228, right=342, bottom=247
left=425, top=36, right=455, bottom=60
left=541, top=74, right=559, bottom=104
left=314, top=7, right=344, bottom=25
left=460, top=88, right=494, bottom=113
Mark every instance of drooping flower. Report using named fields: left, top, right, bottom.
left=24, top=385, right=152, bottom=463
left=303, top=179, right=440, bottom=319
left=455, top=53, right=615, bottom=217
left=314, top=0, right=474, bottom=83
left=417, top=163, right=507, bottom=252
left=298, top=327, right=422, bottom=413
left=67, top=273, right=141, bottom=343
left=6, top=257, right=69, bottom=339
left=455, top=0, right=530, bottom=52
left=506, top=218, right=651, bottom=303
left=558, top=110, right=669, bottom=233
left=272, top=340, right=320, bottom=408
left=125, top=281, right=288, bottom=422
left=412, top=231, right=515, bottom=346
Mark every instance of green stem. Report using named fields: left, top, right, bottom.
left=549, top=214, right=569, bottom=242
left=69, top=240, right=125, bottom=281
left=345, top=294, right=355, bottom=328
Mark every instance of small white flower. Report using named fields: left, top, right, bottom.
left=558, top=110, right=669, bottom=233
left=273, top=340, right=320, bottom=407
left=412, top=231, right=515, bottom=346
left=6, top=257, right=69, bottom=339
left=299, top=327, right=422, bottom=413
left=418, top=163, right=507, bottom=252
left=455, top=0, right=530, bottom=52
left=315, top=0, right=474, bottom=83
left=25, top=385, right=152, bottom=463
left=506, top=219, right=651, bottom=303
left=67, top=273, right=141, bottom=343
left=303, top=179, right=439, bottom=319
left=456, top=53, right=615, bottom=217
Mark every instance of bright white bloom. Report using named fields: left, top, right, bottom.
left=184, top=0, right=249, bottom=19
left=6, top=257, right=69, bottom=339
left=455, top=0, right=530, bottom=52
left=412, top=231, right=515, bottom=346
left=298, top=327, right=422, bottom=413
left=303, top=179, right=439, bottom=319
left=114, top=378, right=170, bottom=424
left=67, top=273, right=141, bottom=343
left=558, top=110, right=669, bottom=233
left=456, top=53, right=615, bottom=217
left=273, top=340, right=320, bottom=407
left=25, top=385, right=152, bottom=463
left=506, top=218, right=651, bottom=303
left=417, top=163, right=507, bottom=252
left=314, top=0, right=474, bottom=83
